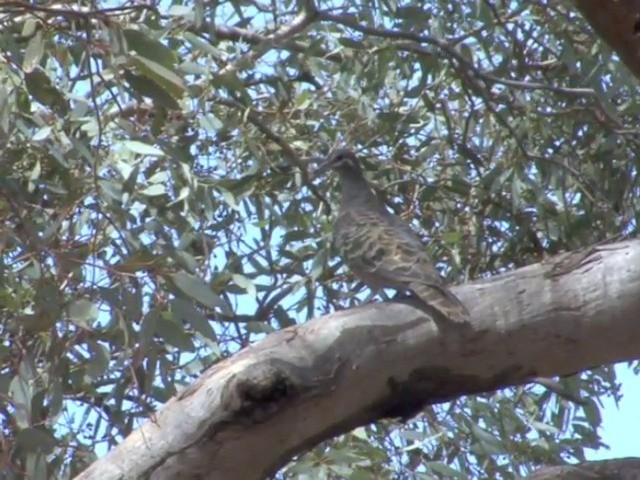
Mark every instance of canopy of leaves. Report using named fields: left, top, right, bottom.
left=0, top=0, right=636, bottom=478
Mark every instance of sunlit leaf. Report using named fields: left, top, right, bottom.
left=122, top=140, right=165, bottom=156
left=23, top=31, right=44, bottom=72
left=140, top=184, right=166, bottom=196
left=9, top=375, right=32, bottom=428
left=231, top=273, right=257, bottom=298
left=67, top=300, right=99, bottom=330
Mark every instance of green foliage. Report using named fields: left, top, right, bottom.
left=0, top=0, right=635, bottom=478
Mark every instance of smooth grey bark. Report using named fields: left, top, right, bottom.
left=76, top=239, right=640, bottom=480
left=523, top=457, right=640, bottom=479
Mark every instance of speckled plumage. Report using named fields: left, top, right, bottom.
left=316, top=148, right=469, bottom=323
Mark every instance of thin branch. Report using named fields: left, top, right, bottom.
left=320, top=11, right=597, bottom=97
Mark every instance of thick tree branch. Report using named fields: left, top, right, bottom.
left=76, top=239, right=640, bottom=480
left=524, top=457, right=640, bottom=479
left=574, top=0, right=640, bottom=81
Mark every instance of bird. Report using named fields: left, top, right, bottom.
left=314, top=148, right=469, bottom=323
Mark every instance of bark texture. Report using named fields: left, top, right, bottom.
left=574, top=0, right=640, bottom=79
left=76, top=240, right=640, bottom=480
left=524, top=457, right=640, bottom=479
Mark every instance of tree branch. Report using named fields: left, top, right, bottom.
left=524, top=457, right=640, bottom=479
left=76, top=239, right=640, bottom=480
left=574, top=0, right=640, bottom=81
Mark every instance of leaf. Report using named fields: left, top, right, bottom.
left=218, top=188, right=239, bottom=210
left=16, top=427, right=57, bottom=454
left=171, top=272, right=228, bottom=311
left=140, top=184, right=166, bottom=196
left=530, top=420, right=560, bottom=434
left=113, top=252, right=164, bottom=273
left=448, top=176, right=472, bottom=196
left=9, top=375, right=32, bottom=428
left=85, top=341, right=110, bottom=379
left=16, top=313, right=55, bottom=334
left=273, top=306, right=295, bottom=329
left=139, top=307, right=160, bottom=350
left=123, top=29, right=178, bottom=68
left=67, top=299, right=98, bottom=330
left=21, top=19, right=39, bottom=37
left=199, top=114, right=223, bottom=133
left=442, top=231, right=463, bottom=244
left=309, top=249, right=327, bottom=280
left=122, top=140, right=165, bottom=156
left=283, top=229, right=314, bottom=243
left=171, top=298, right=216, bottom=341
left=148, top=171, right=170, bottom=183
left=182, top=31, right=221, bottom=56
left=24, top=70, right=67, bottom=113
left=469, top=422, right=505, bottom=455
left=47, top=375, right=63, bottom=417
left=32, top=126, right=52, bottom=141
left=155, top=315, right=195, bottom=352
left=583, top=400, right=602, bottom=428
left=338, top=37, right=364, bottom=49
left=124, top=71, right=180, bottom=109
left=167, top=4, right=194, bottom=17
left=128, top=55, right=186, bottom=99
left=232, top=274, right=257, bottom=298
left=427, top=462, right=465, bottom=478
left=23, top=31, right=44, bottom=72
left=25, top=452, right=47, bottom=480
left=98, top=179, right=123, bottom=202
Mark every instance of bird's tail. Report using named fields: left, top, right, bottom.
left=408, top=282, right=470, bottom=324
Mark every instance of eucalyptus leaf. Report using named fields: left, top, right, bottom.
left=171, top=272, right=229, bottom=311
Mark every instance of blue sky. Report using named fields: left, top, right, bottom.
left=587, top=363, right=639, bottom=460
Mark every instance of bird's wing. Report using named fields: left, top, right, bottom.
left=336, top=208, right=469, bottom=322
left=408, top=281, right=470, bottom=322
left=335, top=208, right=442, bottom=286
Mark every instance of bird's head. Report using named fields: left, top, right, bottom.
left=313, top=148, right=363, bottom=178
